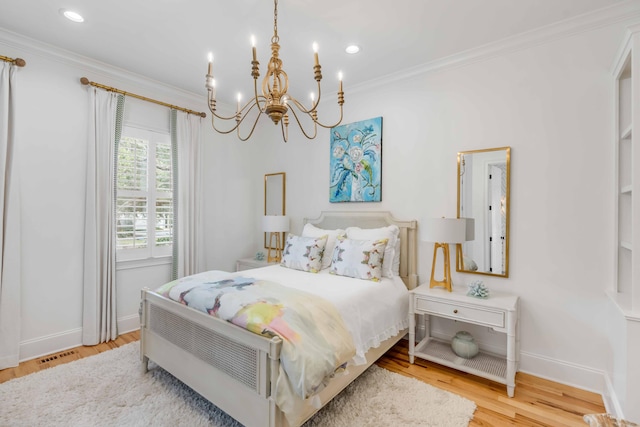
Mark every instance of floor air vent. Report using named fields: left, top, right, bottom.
left=38, top=350, right=76, bottom=365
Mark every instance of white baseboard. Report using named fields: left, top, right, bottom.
left=19, top=327, right=83, bottom=363
left=117, top=314, right=141, bottom=335
left=519, top=350, right=606, bottom=395
left=602, top=372, right=625, bottom=420
left=18, top=315, right=141, bottom=363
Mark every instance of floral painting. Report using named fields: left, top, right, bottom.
left=330, top=117, right=382, bottom=202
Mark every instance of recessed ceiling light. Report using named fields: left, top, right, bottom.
left=345, top=45, right=361, bottom=54
left=60, top=9, right=85, bottom=23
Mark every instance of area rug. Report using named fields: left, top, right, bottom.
left=0, top=343, right=476, bottom=427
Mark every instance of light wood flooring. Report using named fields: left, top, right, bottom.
left=0, top=331, right=603, bottom=426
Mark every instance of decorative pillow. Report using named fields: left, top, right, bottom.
left=301, top=223, right=346, bottom=270
left=345, top=225, right=399, bottom=278
left=330, top=236, right=388, bottom=282
left=280, top=234, right=327, bottom=273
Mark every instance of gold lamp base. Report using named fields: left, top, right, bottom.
left=430, top=242, right=453, bottom=292
left=266, top=232, right=283, bottom=263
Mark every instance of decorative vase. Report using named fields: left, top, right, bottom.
left=451, top=331, right=479, bottom=359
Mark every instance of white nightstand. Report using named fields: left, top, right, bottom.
left=409, top=284, right=519, bottom=397
left=236, top=257, right=275, bottom=271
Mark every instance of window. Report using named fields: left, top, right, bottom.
left=116, top=126, right=173, bottom=261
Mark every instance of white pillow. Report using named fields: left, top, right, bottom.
left=392, top=237, right=401, bottom=276
left=280, top=234, right=327, bottom=273
left=330, top=236, right=388, bottom=282
left=301, top=223, right=346, bottom=270
left=345, top=225, right=399, bottom=278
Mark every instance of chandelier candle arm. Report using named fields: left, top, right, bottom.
left=286, top=107, right=318, bottom=140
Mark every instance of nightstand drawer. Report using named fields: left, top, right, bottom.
left=415, top=298, right=505, bottom=328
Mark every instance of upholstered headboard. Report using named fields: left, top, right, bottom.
left=303, top=211, right=418, bottom=289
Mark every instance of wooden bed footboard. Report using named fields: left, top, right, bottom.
left=140, top=288, right=406, bottom=427
left=140, top=288, right=285, bottom=427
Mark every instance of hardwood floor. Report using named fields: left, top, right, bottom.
left=0, top=331, right=140, bottom=384
left=0, top=332, right=604, bottom=426
left=376, top=340, right=605, bottom=427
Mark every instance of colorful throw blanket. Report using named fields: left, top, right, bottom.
left=155, top=274, right=356, bottom=407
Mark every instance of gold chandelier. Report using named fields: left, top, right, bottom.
left=204, top=0, right=345, bottom=142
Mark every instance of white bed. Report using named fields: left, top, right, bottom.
left=139, top=211, right=418, bottom=427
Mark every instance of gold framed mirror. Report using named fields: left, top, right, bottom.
left=264, top=172, right=286, bottom=248
left=456, top=147, right=510, bottom=277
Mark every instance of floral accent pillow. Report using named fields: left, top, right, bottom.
left=301, top=223, right=346, bottom=270
left=280, top=234, right=328, bottom=273
left=345, top=225, right=399, bottom=279
left=329, top=236, right=388, bottom=282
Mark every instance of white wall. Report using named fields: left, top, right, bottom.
left=2, top=11, right=638, bottom=419
left=243, top=17, right=632, bottom=402
left=0, top=29, right=258, bottom=360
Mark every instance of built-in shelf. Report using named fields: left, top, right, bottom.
left=606, top=290, right=640, bottom=322
left=621, top=241, right=633, bottom=251
left=621, top=185, right=633, bottom=194
left=609, top=27, right=640, bottom=422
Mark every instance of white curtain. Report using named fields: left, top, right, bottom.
left=172, top=110, right=204, bottom=279
left=82, top=89, right=122, bottom=345
left=0, top=62, right=22, bottom=369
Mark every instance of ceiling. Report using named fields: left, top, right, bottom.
left=0, top=0, right=629, bottom=105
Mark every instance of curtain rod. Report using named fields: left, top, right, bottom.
left=80, top=77, right=206, bottom=118
left=0, top=55, right=26, bottom=67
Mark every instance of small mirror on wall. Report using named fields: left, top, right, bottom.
left=264, top=172, right=286, bottom=248
left=457, top=147, right=511, bottom=277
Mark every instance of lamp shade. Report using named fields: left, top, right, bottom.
left=421, top=218, right=466, bottom=244
left=262, top=215, right=290, bottom=233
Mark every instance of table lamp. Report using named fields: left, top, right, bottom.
left=262, top=215, right=290, bottom=263
left=421, top=217, right=467, bottom=291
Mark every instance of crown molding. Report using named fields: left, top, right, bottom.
left=3, top=1, right=640, bottom=106
left=350, top=0, right=640, bottom=96
left=0, top=26, right=204, bottom=108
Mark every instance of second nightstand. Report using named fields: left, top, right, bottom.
left=236, top=257, right=275, bottom=271
left=409, top=284, right=519, bottom=397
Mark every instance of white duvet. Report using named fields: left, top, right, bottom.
left=221, top=264, right=410, bottom=365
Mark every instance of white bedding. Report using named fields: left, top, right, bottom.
left=209, top=264, right=410, bottom=365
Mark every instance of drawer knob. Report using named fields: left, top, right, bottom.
left=453, top=309, right=458, bottom=314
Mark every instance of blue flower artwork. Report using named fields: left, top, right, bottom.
left=330, top=117, right=382, bottom=203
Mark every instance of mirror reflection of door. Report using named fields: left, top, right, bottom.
left=488, top=163, right=506, bottom=275
left=457, top=147, right=510, bottom=277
